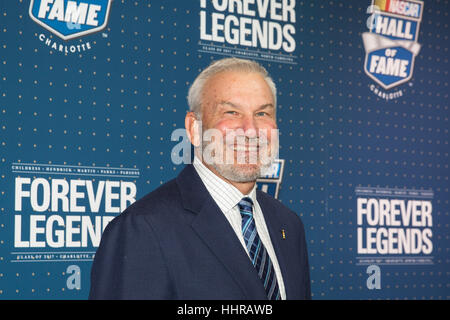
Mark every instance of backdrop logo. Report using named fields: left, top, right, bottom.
left=362, top=0, right=423, bottom=96
left=256, top=159, right=284, bottom=199
left=10, top=162, right=137, bottom=263
left=355, top=187, right=433, bottom=267
left=29, top=0, right=112, bottom=40
left=198, top=0, right=297, bottom=65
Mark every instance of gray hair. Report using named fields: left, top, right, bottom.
left=187, top=57, right=277, bottom=117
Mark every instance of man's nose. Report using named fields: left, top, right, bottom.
left=240, top=116, right=258, bottom=138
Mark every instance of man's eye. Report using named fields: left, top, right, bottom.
left=225, top=111, right=238, bottom=115
left=256, top=112, right=268, bottom=116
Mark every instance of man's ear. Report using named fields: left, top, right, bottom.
left=185, top=111, right=201, bottom=147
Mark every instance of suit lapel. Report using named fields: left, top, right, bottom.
left=177, top=165, right=267, bottom=300
left=191, top=197, right=268, bottom=299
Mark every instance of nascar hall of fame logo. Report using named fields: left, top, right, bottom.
left=362, top=0, right=423, bottom=100
left=29, top=0, right=113, bottom=54
left=256, top=159, right=285, bottom=199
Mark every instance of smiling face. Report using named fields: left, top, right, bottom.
left=196, top=70, right=279, bottom=183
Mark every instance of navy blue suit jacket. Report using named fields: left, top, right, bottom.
left=89, top=164, right=311, bottom=299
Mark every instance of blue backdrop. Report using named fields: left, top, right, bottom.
left=0, top=0, right=448, bottom=299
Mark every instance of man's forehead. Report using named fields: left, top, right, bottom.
left=206, top=70, right=267, bottom=86
left=199, top=70, right=275, bottom=114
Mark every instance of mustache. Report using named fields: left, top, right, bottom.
left=224, top=139, right=269, bottom=152
left=199, top=127, right=279, bottom=156
left=223, top=132, right=270, bottom=148
left=198, top=128, right=279, bottom=166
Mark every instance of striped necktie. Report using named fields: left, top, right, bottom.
left=238, top=197, right=280, bottom=300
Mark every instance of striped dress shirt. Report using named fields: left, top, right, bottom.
left=193, top=156, right=286, bottom=300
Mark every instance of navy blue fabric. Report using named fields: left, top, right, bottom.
left=89, top=164, right=311, bottom=300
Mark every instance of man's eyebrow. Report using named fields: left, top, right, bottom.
left=256, top=103, right=275, bottom=110
left=217, top=101, right=241, bottom=109
left=217, top=101, right=274, bottom=110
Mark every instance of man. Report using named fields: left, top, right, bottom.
left=89, top=58, right=311, bottom=300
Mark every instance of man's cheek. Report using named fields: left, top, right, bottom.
left=213, top=119, right=242, bottom=131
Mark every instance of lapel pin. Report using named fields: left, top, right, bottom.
left=281, top=229, right=286, bottom=239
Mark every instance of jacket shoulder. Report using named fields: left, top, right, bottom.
left=101, top=177, right=185, bottom=249
left=123, top=177, right=181, bottom=217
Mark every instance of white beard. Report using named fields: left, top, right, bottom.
left=200, top=130, right=278, bottom=183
